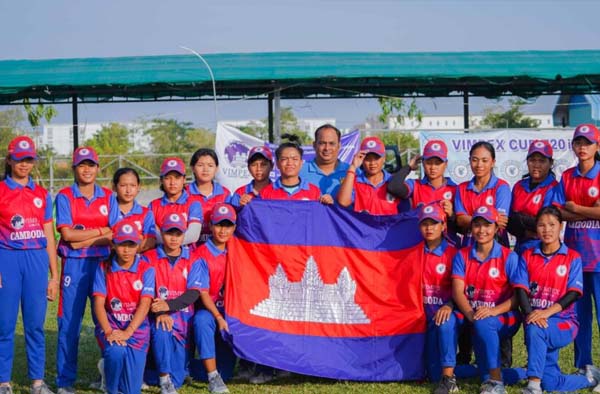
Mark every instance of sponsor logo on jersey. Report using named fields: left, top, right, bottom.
left=485, top=196, right=494, bottom=205
left=10, top=214, right=24, bottom=230
left=100, top=205, right=108, bottom=216
left=435, top=263, right=446, bottom=275
left=556, top=265, right=567, bottom=277
left=133, top=279, right=143, bottom=291
left=489, top=267, right=500, bottom=278
left=33, top=197, right=43, bottom=208
left=110, top=297, right=123, bottom=312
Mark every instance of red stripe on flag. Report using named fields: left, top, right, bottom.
left=226, top=238, right=426, bottom=338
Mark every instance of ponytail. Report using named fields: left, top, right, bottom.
left=275, top=134, right=303, bottom=160
left=3, top=155, right=11, bottom=180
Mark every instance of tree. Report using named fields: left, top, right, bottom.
left=479, top=99, right=541, bottom=129
left=23, top=98, right=57, bottom=127
left=0, top=108, right=24, bottom=157
left=85, top=123, right=133, bottom=155
left=239, top=107, right=311, bottom=144
left=144, top=119, right=214, bottom=153
left=377, top=97, right=423, bottom=128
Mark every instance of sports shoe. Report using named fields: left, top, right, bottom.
left=0, top=386, right=13, bottom=394
left=160, top=380, right=178, bottom=394
left=140, top=382, right=151, bottom=391
left=89, top=358, right=106, bottom=393
left=434, top=375, right=459, bottom=394
left=207, top=373, right=229, bottom=394
left=31, top=383, right=55, bottom=394
left=521, top=386, right=542, bottom=394
left=586, top=365, right=600, bottom=385
left=480, top=381, right=506, bottom=394
left=249, top=372, right=274, bottom=384
left=56, top=388, right=75, bottom=394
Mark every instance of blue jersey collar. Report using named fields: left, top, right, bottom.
left=71, top=183, right=106, bottom=199
left=424, top=238, right=448, bottom=256
left=469, top=240, right=503, bottom=263
left=188, top=181, right=226, bottom=198
left=356, top=170, right=391, bottom=188
left=574, top=161, right=600, bottom=179
left=5, top=175, right=35, bottom=190
left=111, top=255, right=141, bottom=273
left=156, top=244, right=190, bottom=261
left=160, top=189, right=190, bottom=205
left=532, top=242, right=568, bottom=258
left=273, top=177, right=311, bottom=191
left=205, top=237, right=226, bottom=257
left=466, top=173, right=499, bottom=193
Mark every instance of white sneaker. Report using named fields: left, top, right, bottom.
left=249, top=372, right=274, bottom=384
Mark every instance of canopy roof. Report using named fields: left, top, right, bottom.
left=1, top=50, right=599, bottom=104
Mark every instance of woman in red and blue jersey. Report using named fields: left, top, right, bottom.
left=515, top=206, right=600, bottom=394
left=145, top=213, right=207, bottom=394
left=416, top=203, right=473, bottom=393
left=109, top=168, right=156, bottom=252
left=508, top=140, right=558, bottom=255
left=93, top=221, right=155, bottom=394
left=388, top=139, right=458, bottom=243
left=553, top=123, right=600, bottom=370
left=149, top=157, right=203, bottom=247
left=337, top=136, right=404, bottom=214
left=454, top=141, right=511, bottom=248
left=0, top=136, right=58, bottom=394
left=230, top=146, right=273, bottom=208
left=187, top=149, right=231, bottom=244
left=452, top=206, right=523, bottom=394
left=260, top=136, right=322, bottom=201
left=55, top=146, right=115, bottom=392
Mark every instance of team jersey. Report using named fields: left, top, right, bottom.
left=455, top=173, right=511, bottom=217
left=143, top=245, right=207, bottom=342
left=148, top=190, right=203, bottom=230
left=260, top=177, right=321, bottom=201
left=405, top=177, right=457, bottom=209
left=0, top=176, right=53, bottom=250
left=510, top=175, right=558, bottom=252
left=452, top=241, right=520, bottom=309
left=515, top=243, right=583, bottom=321
left=194, top=238, right=227, bottom=308
left=92, top=255, right=155, bottom=351
left=352, top=170, right=405, bottom=215
left=230, top=181, right=267, bottom=208
left=421, top=239, right=457, bottom=317
left=553, top=162, right=600, bottom=272
left=299, top=159, right=350, bottom=197
left=108, top=195, right=157, bottom=239
left=187, top=181, right=231, bottom=243
left=55, top=184, right=113, bottom=258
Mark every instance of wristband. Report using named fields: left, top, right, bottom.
left=98, top=228, right=103, bottom=236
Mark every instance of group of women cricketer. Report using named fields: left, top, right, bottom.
left=3, top=121, right=600, bottom=394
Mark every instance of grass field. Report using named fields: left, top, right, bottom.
left=8, top=299, right=600, bottom=394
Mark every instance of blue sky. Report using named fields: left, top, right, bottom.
left=1, top=0, right=599, bottom=129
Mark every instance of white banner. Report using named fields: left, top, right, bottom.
left=215, top=123, right=265, bottom=193
left=419, top=130, right=577, bottom=186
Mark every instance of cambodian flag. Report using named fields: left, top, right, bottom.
left=225, top=200, right=426, bottom=381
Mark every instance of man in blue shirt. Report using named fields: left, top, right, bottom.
left=300, top=124, right=350, bottom=201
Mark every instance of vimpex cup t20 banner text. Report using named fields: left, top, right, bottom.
left=225, top=201, right=426, bottom=381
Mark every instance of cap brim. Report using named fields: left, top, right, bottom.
left=248, top=152, right=272, bottom=162
left=573, top=135, right=596, bottom=143
left=422, top=154, right=447, bottom=162
left=473, top=215, right=495, bottom=224
left=11, top=153, right=37, bottom=160
left=73, top=158, right=99, bottom=166
left=161, top=226, right=186, bottom=233
left=418, top=216, right=443, bottom=223
left=113, top=238, right=141, bottom=245
left=161, top=169, right=185, bottom=176
left=211, top=219, right=236, bottom=225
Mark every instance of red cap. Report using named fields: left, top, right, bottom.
left=418, top=203, right=445, bottom=223
left=248, top=145, right=274, bottom=163
left=472, top=205, right=499, bottom=224
left=112, top=221, right=142, bottom=244
left=211, top=203, right=237, bottom=225
left=360, top=136, right=385, bottom=157
left=527, top=140, right=553, bottom=159
left=160, top=157, right=186, bottom=176
left=73, top=147, right=99, bottom=166
left=8, top=136, right=37, bottom=160
left=573, top=124, right=600, bottom=144
left=422, top=140, right=448, bottom=162
left=160, top=212, right=187, bottom=232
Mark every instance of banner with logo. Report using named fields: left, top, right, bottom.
left=419, top=130, right=577, bottom=186
left=216, top=123, right=360, bottom=193
left=225, top=200, right=426, bottom=381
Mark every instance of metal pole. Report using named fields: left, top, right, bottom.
left=273, top=89, right=281, bottom=143
left=463, top=91, right=469, bottom=131
left=72, top=94, right=79, bottom=150
left=268, top=93, right=274, bottom=143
